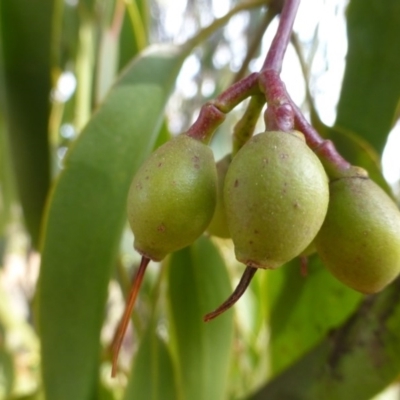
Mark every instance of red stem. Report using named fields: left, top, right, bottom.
left=187, top=0, right=351, bottom=175
left=257, top=0, right=351, bottom=174
left=262, top=0, right=300, bottom=72
left=186, top=103, right=226, bottom=143
left=186, top=73, right=260, bottom=143
left=111, top=256, right=150, bottom=377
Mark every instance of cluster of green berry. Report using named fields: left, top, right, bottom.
left=127, top=129, right=400, bottom=297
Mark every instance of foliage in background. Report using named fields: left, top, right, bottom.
left=0, top=0, right=400, bottom=399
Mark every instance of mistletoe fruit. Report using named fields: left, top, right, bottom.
left=315, top=169, right=400, bottom=294
left=225, top=130, right=328, bottom=268
left=207, top=154, right=231, bottom=238
left=127, top=134, right=217, bottom=261
left=204, top=130, right=329, bottom=321
left=112, top=134, right=217, bottom=376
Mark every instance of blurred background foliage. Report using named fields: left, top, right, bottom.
left=0, top=0, right=400, bottom=399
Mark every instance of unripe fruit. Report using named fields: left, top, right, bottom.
left=315, top=172, right=400, bottom=293
left=113, top=135, right=218, bottom=374
left=127, top=134, right=217, bottom=261
left=224, top=130, right=329, bottom=269
left=207, top=154, right=231, bottom=238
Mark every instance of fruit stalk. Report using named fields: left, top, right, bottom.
left=186, top=103, right=226, bottom=144
left=186, top=73, right=260, bottom=143
left=232, top=94, right=265, bottom=156
left=257, top=0, right=351, bottom=176
left=186, top=0, right=352, bottom=177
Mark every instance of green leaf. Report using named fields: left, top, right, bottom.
left=167, top=236, right=234, bottom=400
left=119, top=0, right=148, bottom=70
left=251, top=278, right=400, bottom=400
left=336, top=0, right=400, bottom=154
left=266, top=255, right=362, bottom=376
left=38, top=44, right=188, bottom=400
left=123, top=324, right=177, bottom=400
left=118, top=10, right=139, bottom=71
left=0, top=0, right=53, bottom=248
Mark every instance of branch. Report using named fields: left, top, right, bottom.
left=262, top=0, right=300, bottom=72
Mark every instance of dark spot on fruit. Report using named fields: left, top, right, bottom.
left=280, top=153, right=289, bottom=159
left=234, top=179, right=239, bottom=187
left=158, top=162, right=163, bottom=167
left=249, top=240, right=253, bottom=245
left=145, top=176, right=149, bottom=180
left=254, top=230, right=259, bottom=234
left=263, top=158, right=269, bottom=164
left=293, top=202, right=299, bottom=209
left=194, top=164, right=200, bottom=169
left=136, top=182, right=142, bottom=190
left=192, top=155, right=200, bottom=162
left=157, top=224, right=166, bottom=232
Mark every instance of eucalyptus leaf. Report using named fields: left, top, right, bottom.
left=167, top=236, right=234, bottom=400
left=336, top=0, right=400, bottom=154
left=38, top=44, right=188, bottom=400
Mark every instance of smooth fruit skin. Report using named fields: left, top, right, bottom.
left=127, top=134, right=217, bottom=261
left=224, top=130, right=329, bottom=269
left=315, top=176, right=400, bottom=293
left=207, top=154, right=231, bottom=238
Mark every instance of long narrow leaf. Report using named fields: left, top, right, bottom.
left=266, top=255, right=361, bottom=376
left=168, top=236, right=234, bottom=400
left=335, top=0, right=400, bottom=153
left=123, top=324, right=177, bottom=400
left=38, top=44, right=188, bottom=400
left=250, top=278, right=400, bottom=400
left=0, top=0, right=53, bottom=248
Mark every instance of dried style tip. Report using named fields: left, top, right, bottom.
left=203, top=266, right=257, bottom=322
left=111, top=256, right=150, bottom=377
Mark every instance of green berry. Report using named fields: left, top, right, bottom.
left=127, top=134, right=217, bottom=261
left=207, top=154, right=231, bottom=238
left=315, top=172, right=400, bottom=293
left=224, top=130, right=329, bottom=269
